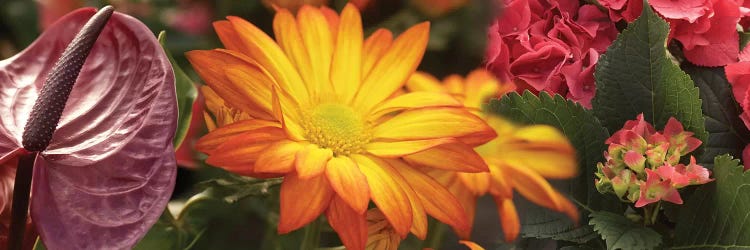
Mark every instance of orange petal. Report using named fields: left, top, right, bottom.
left=384, top=160, right=428, bottom=239
left=463, top=69, right=508, bottom=109
left=365, top=138, right=456, bottom=158
left=205, top=127, right=286, bottom=167
left=327, top=196, right=367, bottom=250
left=203, top=111, right=217, bottom=131
left=352, top=154, right=413, bottom=236
left=273, top=9, right=316, bottom=96
left=361, top=29, right=393, bottom=79
left=503, top=164, right=565, bottom=212
left=295, top=144, right=333, bottom=179
left=487, top=163, right=513, bottom=198
left=213, top=21, right=244, bottom=52
left=255, top=140, right=303, bottom=174
left=330, top=4, right=363, bottom=104
left=389, top=160, right=471, bottom=234
left=372, top=107, right=496, bottom=146
left=494, top=197, right=520, bottom=242
left=499, top=125, right=577, bottom=179
left=457, top=172, right=490, bottom=196
left=185, top=50, right=274, bottom=120
left=319, top=6, right=340, bottom=38
left=405, top=71, right=446, bottom=93
left=297, top=5, right=334, bottom=100
left=403, top=142, right=489, bottom=172
left=195, top=119, right=280, bottom=154
left=459, top=241, right=486, bottom=250
left=368, top=92, right=462, bottom=119
left=449, top=181, right=477, bottom=239
left=354, top=22, right=430, bottom=112
left=325, top=157, right=370, bottom=213
left=223, top=66, right=275, bottom=115
left=278, top=172, right=334, bottom=234
left=226, top=16, right=309, bottom=105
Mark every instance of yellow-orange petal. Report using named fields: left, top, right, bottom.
left=372, top=107, right=495, bottom=146
left=556, top=193, right=580, bottom=224
left=487, top=163, right=513, bottom=198
left=224, top=66, right=275, bottom=115
left=457, top=172, right=490, bottom=196
left=362, top=29, right=393, bottom=78
left=365, top=138, right=456, bottom=158
left=203, top=111, right=217, bottom=131
left=463, top=69, right=508, bottom=109
left=295, top=144, right=333, bottom=179
left=405, top=71, right=445, bottom=93
left=278, top=172, right=334, bottom=234
left=354, top=22, right=430, bottom=112
left=503, top=164, right=564, bottom=212
left=297, top=5, right=334, bottom=100
left=368, top=92, right=462, bottom=119
left=500, top=125, right=577, bottom=179
left=205, top=127, right=286, bottom=167
left=352, top=154, right=413, bottom=236
left=448, top=181, right=477, bottom=239
left=185, top=50, right=274, bottom=120
left=494, top=197, right=520, bottom=242
left=403, top=142, right=489, bottom=172
left=195, top=119, right=280, bottom=154
left=459, top=241, right=485, bottom=250
left=319, top=6, right=339, bottom=38
left=327, top=196, right=368, bottom=250
left=389, top=160, right=471, bottom=234
left=325, top=157, right=370, bottom=213
left=255, top=140, right=303, bottom=174
left=213, top=21, right=244, bottom=53
left=225, top=16, right=310, bottom=105
left=273, top=9, right=316, bottom=96
left=331, top=3, right=363, bottom=104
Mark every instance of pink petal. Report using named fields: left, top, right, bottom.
left=0, top=7, right=176, bottom=249
left=650, top=0, right=709, bottom=23
left=744, top=145, right=750, bottom=171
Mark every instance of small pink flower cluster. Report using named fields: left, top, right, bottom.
left=599, top=0, right=747, bottom=66
left=595, top=114, right=712, bottom=208
left=485, top=0, right=617, bottom=108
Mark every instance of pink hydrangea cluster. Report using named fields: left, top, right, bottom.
left=726, top=47, right=750, bottom=170
left=599, top=0, right=746, bottom=67
left=485, top=0, right=617, bottom=108
left=595, top=114, right=712, bottom=208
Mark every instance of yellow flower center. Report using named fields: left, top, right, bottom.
left=303, top=103, right=371, bottom=156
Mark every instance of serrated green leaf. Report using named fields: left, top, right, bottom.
left=589, top=211, right=662, bottom=250
left=684, top=65, right=750, bottom=168
left=488, top=91, right=622, bottom=243
left=672, top=154, right=750, bottom=249
left=157, top=31, right=198, bottom=148
left=591, top=1, right=706, bottom=142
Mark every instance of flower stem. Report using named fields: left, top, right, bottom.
left=423, top=219, right=447, bottom=249
left=7, top=152, right=37, bottom=250
left=299, top=217, right=322, bottom=250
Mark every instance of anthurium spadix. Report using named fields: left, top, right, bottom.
left=0, top=6, right=177, bottom=250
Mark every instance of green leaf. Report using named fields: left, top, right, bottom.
left=589, top=211, right=662, bottom=250
left=157, top=31, right=198, bottom=148
left=33, top=238, right=46, bottom=250
left=683, top=65, right=750, bottom=167
left=740, top=31, right=750, bottom=50
left=488, top=91, right=622, bottom=243
left=591, top=1, right=706, bottom=142
left=133, top=210, right=187, bottom=250
left=672, top=154, right=750, bottom=249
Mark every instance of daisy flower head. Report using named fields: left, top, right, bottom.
left=406, top=69, right=578, bottom=241
left=187, top=4, right=496, bottom=249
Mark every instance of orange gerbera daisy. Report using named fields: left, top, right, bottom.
left=406, top=69, right=579, bottom=241
left=186, top=4, right=496, bottom=249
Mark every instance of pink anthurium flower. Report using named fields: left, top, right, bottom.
left=0, top=6, right=176, bottom=250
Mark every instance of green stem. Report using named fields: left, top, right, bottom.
left=8, top=152, right=36, bottom=250
left=642, top=201, right=662, bottom=226
left=650, top=201, right=661, bottom=225
left=300, top=217, right=322, bottom=250
left=423, top=219, right=447, bottom=249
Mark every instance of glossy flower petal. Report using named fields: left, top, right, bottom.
left=0, top=7, right=176, bottom=249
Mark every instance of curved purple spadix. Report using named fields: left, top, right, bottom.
left=0, top=7, right=177, bottom=250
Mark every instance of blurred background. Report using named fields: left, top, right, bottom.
left=0, top=1, right=531, bottom=249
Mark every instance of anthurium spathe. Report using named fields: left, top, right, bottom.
left=188, top=4, right=494, bottom=250
left=0, top=6, right=177, bottom=249
left=405, top=70, right=579, bottom=242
